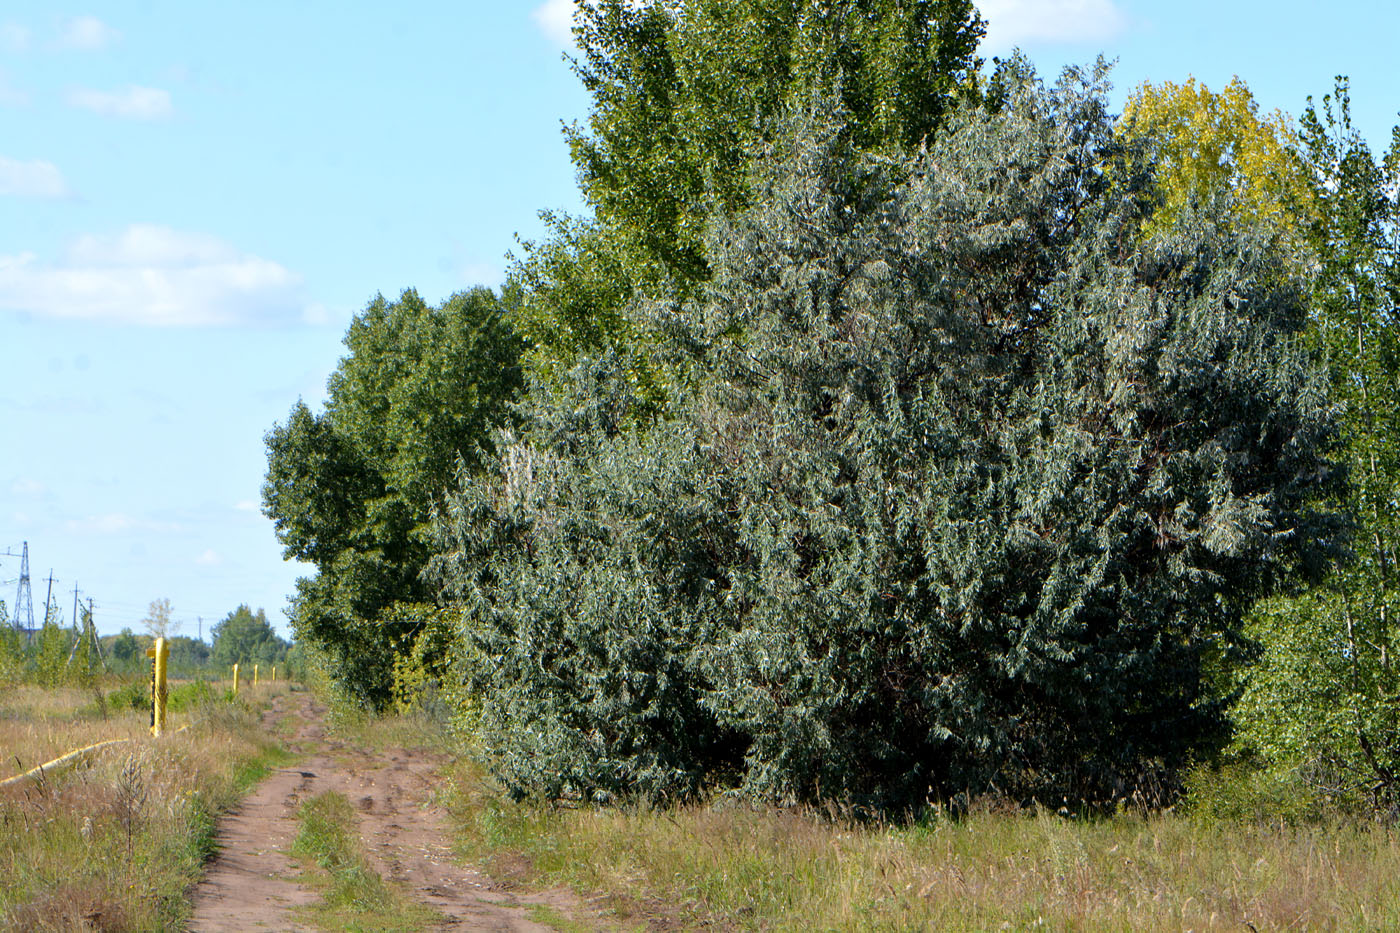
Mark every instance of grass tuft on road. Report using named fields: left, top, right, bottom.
left=291, top=790, right=443, bottom=933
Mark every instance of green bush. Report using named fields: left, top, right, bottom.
left=1182, top=758, right=1334, bottom=826
left=106, top=679, right=148, bottom=711
left=167, top=680, right=214, bottom=713
left=433, top=61, right=1340, bottom=812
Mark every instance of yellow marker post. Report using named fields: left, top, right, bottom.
left=146, top=637, right=169, bottom=737
left=271, top=665, right=277, bottom=682
left=232, top=663, right=240, bottom=697
left=254, top=663, right=260, bottom=687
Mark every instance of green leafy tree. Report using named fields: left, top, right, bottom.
left=434, top=60, right=1340, bottom=810
left=0, top=600, right=20, bottom=682
left=263, top=286, right=523, bottom=707
left=166, top=635, right=211, bottom=673
left=512, top=0, right=985, bottom=381
left=1232, top=80, right=1400, bottom=813
left=107, top=628, right=141, bottom=668
left=34, top=606, right=70, bottom=687
left=210, top=606, right=288, bottom=667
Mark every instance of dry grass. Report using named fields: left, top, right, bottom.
left=1, top=684, right=150, bottom=775
left=445, top=761, right=1400, bottom=931
left=0, top=681, right=292, bottom=932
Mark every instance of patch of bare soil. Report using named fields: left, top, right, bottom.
left=189, top=691, right=600, bottom=932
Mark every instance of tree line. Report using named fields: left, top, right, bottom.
left=0, top=599, right=294, bottom=685
left=263, top=0, right=1400, bottom=815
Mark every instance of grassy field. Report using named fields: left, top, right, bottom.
left=445, top=759, right=1400, bottom=931
left=17, top=677, right=1392, bottom=932
left=0, top=678, right=290, bottom=932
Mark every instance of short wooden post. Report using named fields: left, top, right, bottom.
left=146, top=637, right=169, bottom=737
left=232, top=663, right=240, bottom=697
left=254, top=663, right=260, bottom=687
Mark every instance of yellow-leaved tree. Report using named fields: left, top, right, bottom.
left=1120, top=76, right=1312, bottom=243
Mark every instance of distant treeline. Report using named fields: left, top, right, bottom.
left=0, top=602, right=299, bottom=684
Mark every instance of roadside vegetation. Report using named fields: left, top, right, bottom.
left=445, top=757, right=1400, bottom=931
left=268, top=0, right=1400, bottom=827
left=0, top=600, right=300, bottom=687
left=0, top=678, right=291, bottom=932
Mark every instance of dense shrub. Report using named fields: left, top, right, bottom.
left=433, top=60, right=1341, bottom=812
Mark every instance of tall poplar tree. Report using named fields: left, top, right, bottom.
left=1231, top=82, right=1400, bottom=813
left=264, top=287, right=523, bottom=707
left=511, top=0, right=985, bottom=383
left=1119, top=76, right=1311, bottom=244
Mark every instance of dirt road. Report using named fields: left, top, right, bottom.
left=188, top=689, right=592, bottom=932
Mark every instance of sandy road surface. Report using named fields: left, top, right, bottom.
left=189, top=690, right=593, bottom=932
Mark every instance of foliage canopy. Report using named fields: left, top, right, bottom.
left=1120, top=76, right=1311, bottom=244
left=210, top=605, right=289, bottom=667
left=511, top=0, right=985, bottom=381
left=434, top=60, right=1340, bottom=810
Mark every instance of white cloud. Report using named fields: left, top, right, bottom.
left=533, top=0, right=577, bottom=47
left=195, top=549, right=222, bottom=566
left=58, top=15, right=119, bottom=50
left=0, top=70, right=28, bottom=106
left=234, top=500, right=259, bottom=513
left=10, top=478, right=47, bottom=498
left=0, top=225, right=309, bottom=327
left=301, top=302, right=333, bottom=326
left=67, top=85, right=171, bottom=120
left=978, top=0, right=1127, bottom=53
left=0, top=156, right=68, bottom=198
left=65, top=513, right=183, bottom=535
left=0, top=23, right=30, bottom=53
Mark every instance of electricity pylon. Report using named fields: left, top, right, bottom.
left=11, top=541, right=34, bottom=635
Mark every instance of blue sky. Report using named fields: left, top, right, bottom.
left=3, top=0, right=1397, bottom=638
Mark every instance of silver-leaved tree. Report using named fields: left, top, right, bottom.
left=433, top=59, right=1342, bottom=811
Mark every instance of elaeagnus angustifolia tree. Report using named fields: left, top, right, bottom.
left=433, top=58, right=1341, bottom=811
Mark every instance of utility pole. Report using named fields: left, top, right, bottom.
left=88, top=598, right=105, bottom=669
left=42, top=570, right=55, bottom=628
left=72, top=583, right=80, bottom=636
left=64, top=593, right=106, bottom=672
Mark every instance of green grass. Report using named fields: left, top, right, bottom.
left=290, top=790, right=442, bottom=933
left=445, top=757, right=1400, bottom=932
left=527, top=902, right=624, bottom=932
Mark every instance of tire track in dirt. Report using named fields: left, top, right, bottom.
left=189, top=690, right=595, bottom=932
